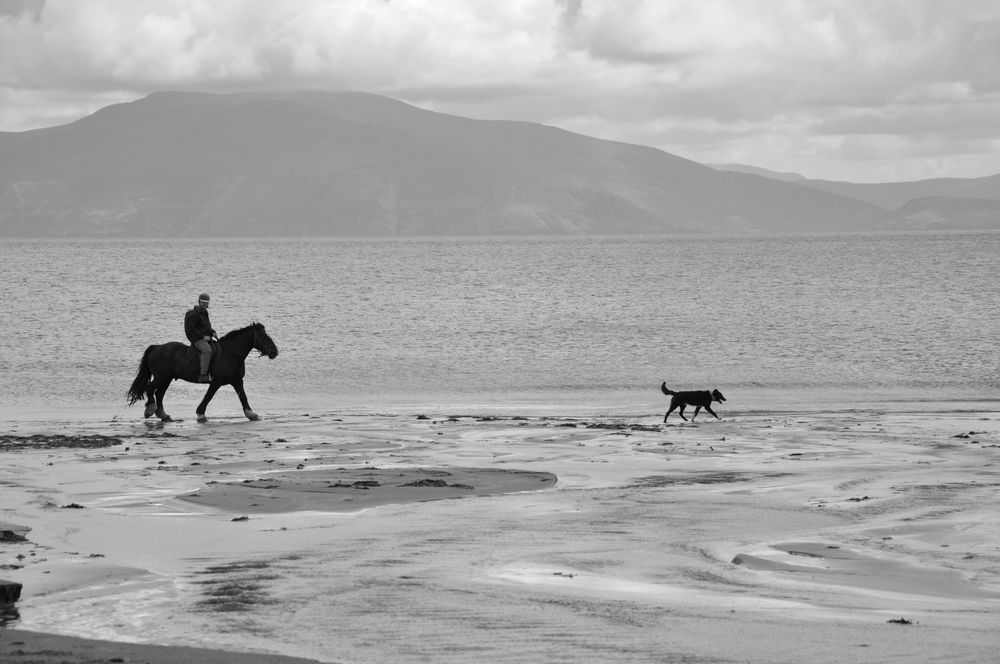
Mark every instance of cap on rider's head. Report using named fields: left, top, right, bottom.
left=199, top=293, right=210, bottom=305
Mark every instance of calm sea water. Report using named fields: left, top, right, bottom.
left=2, top=232, right=998, bottom=417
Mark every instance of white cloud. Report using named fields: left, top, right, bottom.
left=1, top=0, right=999, bottom=181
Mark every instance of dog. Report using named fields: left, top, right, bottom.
left=660, top=383, right=726, bottom=422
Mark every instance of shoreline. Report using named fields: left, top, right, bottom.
left=2, top=405, right=999, bottom=662
left=4, top=386, right=999, bottom=424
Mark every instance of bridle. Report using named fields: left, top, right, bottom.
left=213, top=324, right=274, bottom=358
left=250, top=325, right=275, bottom=358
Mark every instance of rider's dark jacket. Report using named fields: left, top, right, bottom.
left=184, top=305, right=216, bottom=344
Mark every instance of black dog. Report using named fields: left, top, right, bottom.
left=661, top=383, right=726, bottom=422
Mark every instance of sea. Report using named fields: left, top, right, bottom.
left=2, top=231, right=999, bottom=419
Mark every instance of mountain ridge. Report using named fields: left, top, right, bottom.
left=0, top=90, right=991, bottom=237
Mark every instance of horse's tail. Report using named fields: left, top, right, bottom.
left=660, top=382, right=676, bottom=397
left=126, top=345, right=155, bottom=406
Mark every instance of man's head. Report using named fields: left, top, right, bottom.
left=198, top=293, right=211, bottom=308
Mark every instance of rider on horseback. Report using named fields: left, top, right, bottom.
left=185, top=293, right=217, bottom=383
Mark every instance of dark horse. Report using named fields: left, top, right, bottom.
left=126, top=323, right=278, bottom=422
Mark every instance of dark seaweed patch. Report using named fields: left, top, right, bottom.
left=628, top=472, right=793, bottom=488
left=0, top=434, right=123, bottom=451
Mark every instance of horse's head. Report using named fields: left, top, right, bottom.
left=251, top=323, right=279, bottom=359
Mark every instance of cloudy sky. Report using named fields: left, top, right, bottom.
left=2, top=0, right=998, bottom=183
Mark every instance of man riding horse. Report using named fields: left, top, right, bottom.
left=185, top=293, right=217, bottom=383
left=127, top=318, right=279, bottom=422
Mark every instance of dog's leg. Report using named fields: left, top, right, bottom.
left=664, top=404, right=678, bottom=422
left=678, top=404, right=688, bottom=421
left=692, top=405, right=702, bottom=421
left=704, top=405, right=720, bottom=420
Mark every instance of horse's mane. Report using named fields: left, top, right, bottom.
left=220, top=322, right=264, bottom=341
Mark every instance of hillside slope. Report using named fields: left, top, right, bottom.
left=0, top=90, right=890, bottom=237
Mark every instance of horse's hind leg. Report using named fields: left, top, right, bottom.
left=143, top=380, right=157, bottom=419
left=153, top=379, right=174, bottom=422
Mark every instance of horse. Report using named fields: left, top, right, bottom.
left=127, top=322, right=278, bottom=422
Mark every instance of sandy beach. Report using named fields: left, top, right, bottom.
left=2, top=405, right=999, bottom=663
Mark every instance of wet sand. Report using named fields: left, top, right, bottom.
left=0, top=628, right=321, bottom=664
left=1, top=407, right=999, bottom=663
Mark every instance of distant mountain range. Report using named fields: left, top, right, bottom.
left=711, top=164, right=1000, bottom=230
left=1, top=90, right=997, bottom=237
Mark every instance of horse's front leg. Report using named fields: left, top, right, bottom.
left=196, top=382, right=223, bottom=423
left=231, top=378, right=259, bottom=421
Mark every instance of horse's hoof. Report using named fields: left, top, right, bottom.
left=144, top=406, right=156, bottom=418
left=197, top=414, right=208, bottom=423
left=159, top=414, right=173, bottom=422
left=245, top=410, right=260, bottom=421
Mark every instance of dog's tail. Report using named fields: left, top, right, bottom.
left=660, top=382, right=675, bottom=397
